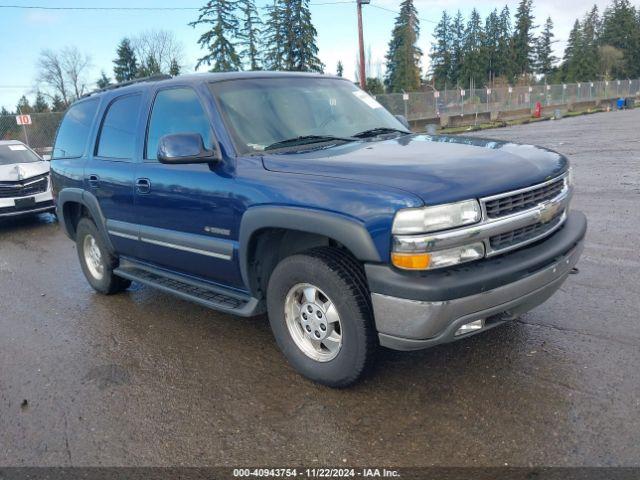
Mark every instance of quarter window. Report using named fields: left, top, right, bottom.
left=52, top=99, right=98, bottom=159
left=97, top=94, right=142, bottom=159
left=146, top=88, right=212, bottom=160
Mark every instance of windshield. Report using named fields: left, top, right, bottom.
left=209, top=77, right=408, bottom=154
left=0, top=144, right=41, bottom=166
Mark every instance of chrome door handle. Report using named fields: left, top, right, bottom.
left=88, top=174, right=100, bottom=188
left=135, top=178, right=151, bottom=194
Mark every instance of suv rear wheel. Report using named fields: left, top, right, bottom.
left=76, top=217, right=131, bottom=295
left=266, top=247, right=377, bottom=387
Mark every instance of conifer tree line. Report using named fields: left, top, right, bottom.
left=189, top=0, right=323, bottom=73
left=429, top=0, right=640, bottom=90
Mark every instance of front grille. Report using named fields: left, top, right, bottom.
left=0, top=174, right=49, bottom=199
left=484, top=177, right=565, bottom=218
left=490, top=213, right=564, bottom=251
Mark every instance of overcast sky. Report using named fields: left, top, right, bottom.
left=0, top=0, right=627, bottom=111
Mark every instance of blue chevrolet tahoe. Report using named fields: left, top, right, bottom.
left=51, top=72, right=587, bottom=387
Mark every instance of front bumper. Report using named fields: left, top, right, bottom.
left=367, top=210, right=587, bottom=351
left=0, top=191, right=55, bottom=218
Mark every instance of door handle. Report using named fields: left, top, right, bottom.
left=88, top=174, right=100, bottom=188
left=135, top=178, right=151, bottom=194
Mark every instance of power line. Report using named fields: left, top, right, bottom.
left=0, top=1, right=355, bottom=10
left=0, top=1, right=437, bottom=23
left=368, top=3, right=438, bottom=24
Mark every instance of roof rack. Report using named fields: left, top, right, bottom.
left=82, top=74, right=172, bottom=98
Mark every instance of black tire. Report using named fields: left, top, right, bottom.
left=266, top=247, right=377, bottom=387
left=76, top=217, right=131, bottom=295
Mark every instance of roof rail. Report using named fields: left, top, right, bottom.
left=82, top=74, right=172, bottom=98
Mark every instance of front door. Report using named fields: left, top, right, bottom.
left=134, top=86, right=242, bottom=289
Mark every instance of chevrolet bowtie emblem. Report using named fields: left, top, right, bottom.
left=539, top=201, right=561, bottom=223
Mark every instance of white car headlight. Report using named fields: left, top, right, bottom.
left=392, top=199, right=481, bottom=235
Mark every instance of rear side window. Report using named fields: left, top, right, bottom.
left=52, top=99, right=98, bottom=159
left=97, top=94, right=142, bottom=160
left=146, top=88, right=212, bottom=160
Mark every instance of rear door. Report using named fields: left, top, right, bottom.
left=85, top=92, right=143, bottom=257
left=133, top=86, right=242, bottom=288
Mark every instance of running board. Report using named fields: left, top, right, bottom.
left=114, top=259, right=264, bottom=317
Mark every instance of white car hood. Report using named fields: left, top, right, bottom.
left=0, top=161, right=50, bottom=182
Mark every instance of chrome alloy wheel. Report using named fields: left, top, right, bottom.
left=83, top=234, right=105, bottom=281
left=284, top=283, right=343, bottom=362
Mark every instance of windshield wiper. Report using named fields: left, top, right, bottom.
left=264, top=135, right=356, bottom=151
left=352, top=127, right=410, bottom=139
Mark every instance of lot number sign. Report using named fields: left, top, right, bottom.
left=16, top=115, right=32, bottom=126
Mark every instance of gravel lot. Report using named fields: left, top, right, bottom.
left=1, top=109, right=639, bottom=467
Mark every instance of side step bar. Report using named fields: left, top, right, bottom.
left=114, top=258, right=264, bottom=317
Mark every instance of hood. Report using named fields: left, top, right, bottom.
left=0, top=161, right=50, bottom=182
left=262, top=134, right=568, bottom=205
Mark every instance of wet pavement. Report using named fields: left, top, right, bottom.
left=1, top=109, right=639, bottom=467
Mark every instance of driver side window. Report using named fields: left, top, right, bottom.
left=145, top=87, right=213, bottom=161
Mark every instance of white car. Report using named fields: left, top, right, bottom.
left=0, top=140, right=55, bottom=218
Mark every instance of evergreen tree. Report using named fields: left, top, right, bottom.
left=16, top=96, right=33, bottom=114
left=497, top=6, right=513, bottom=80
left=51, top=95, right=66, bottom=112
left=113, top=38, right=139, bottom=82
left=535, top=17, right=557, bottom=77
left=366, top=77, right=385, bottom=95
left=281, top=0, right=324, bottom=72
left=96, top=71, right=112, bottom=89
left=169, top=58, right=181, bottom=76
left=430, top=11, right=453, bottom=89
left=512, top=0, right=535, bottom=77
left=263, top=0, right=285, bottom=70
left=450, top=11, right=466, bottom=86
left=190, top=0, right=242, bottom=72
left=336, top=60, right=344, bottom=77
left=33, top=91, right=50, bottom=113
left=139, top=55, right=162, bottom=77
left=238, top=0, right=262, bottom=70
left=580, top=7, right=601, bottom=80
left=0, top=107, right=11, bottom=116
left=385, top=0, right=422, bottom=93
left=460, top=8, right=486, bottom=88
left=483, top=9, right=500, bottom=83
left=563, top=20, right=584, bottom=81
left=601, top=0, right=640, bottom=77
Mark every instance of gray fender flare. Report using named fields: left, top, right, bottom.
left=57, top=188, right=115, bottom=253
left=238, top=205, right=381, bottom=293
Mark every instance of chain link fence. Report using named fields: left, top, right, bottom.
left=376, top=79, right=640, bottom=124
left=1, top=78, right=639, bottom=154
left=0, top=111, right=65, bottom=158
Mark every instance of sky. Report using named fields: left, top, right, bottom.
left=0, top=0, right=623, bottom=111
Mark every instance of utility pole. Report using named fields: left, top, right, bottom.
left=356, top=0, right=370, bottom=91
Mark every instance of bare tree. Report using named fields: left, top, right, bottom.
left=37, top=49, right=69, bottom=105
left=37, top=46, right=92, bottom=106
left=598, top=45, right=624, bottom=81
left=132, top=29, right=185, bottom=75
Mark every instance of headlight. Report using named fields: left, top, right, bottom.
left=392, top=199, right=481, bottom=235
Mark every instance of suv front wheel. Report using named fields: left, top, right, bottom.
left=76, top=217, right=131, bottom=295
left=266, top=247, right=377, bottom=387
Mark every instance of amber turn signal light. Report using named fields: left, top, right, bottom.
left=391, top=252, right=431, bottom=270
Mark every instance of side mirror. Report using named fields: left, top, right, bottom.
left=157, top=133, right=219, bottom=164
left=395, top=114, right=410, bottom=130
